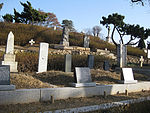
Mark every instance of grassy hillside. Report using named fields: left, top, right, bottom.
left=0, top=22, right=146, bottom=57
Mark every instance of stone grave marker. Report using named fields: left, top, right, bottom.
left=29, top=39, right=35, bottom=45
left=147, top=49, right=150, bottom=58
left=88, top=55, right=94, bottom=69
left=1, top=31, right=18, bottom=72
left=0, top=65, right=15, bottom=90
left=117, top=43, right=127, bottom=68
left=120, top=68, right=137, bottom=84
left=139, top=56, right=144, bottom=67
left=60, top=26, right=70, bottom=46
left=83, top=35, right=90, bottom=48
left=65, top=54, right=72, bottom=72
left=103, top=60, right=109, bottom=71
left=71, top=67, right=96, bottom=87
left=37, top=43, right=49, bottom=73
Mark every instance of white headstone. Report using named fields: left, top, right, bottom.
left=6, top=31, right=14, bottom=54
left=1, top=31, right=18, bottom=72
left=38, top=43, right=49, bottom=73
left=121, top=68, right=137, bottom=84
left=147, top=49, right=150, bottom=58
left=29, top=39, right=35, bottom=45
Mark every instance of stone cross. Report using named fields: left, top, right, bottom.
left=29, top=39, right=35, bottom=46
left=140, top=56, right=144, bottom=67
left=6, top=31, right=14, bottom=54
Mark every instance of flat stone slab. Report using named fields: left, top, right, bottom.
left=0, top=85, right=15, bottom=91
left=70, top=82, right=96, bottom=87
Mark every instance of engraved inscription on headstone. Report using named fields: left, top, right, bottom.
left=38, top=43, right=49, bottom=73
left=0, top=65, right=10, bottom=85
left=75, top=67, right=92, bottom=83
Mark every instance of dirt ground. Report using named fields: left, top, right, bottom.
left=0, top=69, right=146, bottom=112
left=0, top=90, right=150, bottom=113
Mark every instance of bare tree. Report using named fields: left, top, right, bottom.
left=92, top=26, right=102, bottom=37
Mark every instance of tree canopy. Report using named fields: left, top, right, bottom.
left=62, top=19, right=75, bottom=32
left=100, top=13, right=150, bottom=49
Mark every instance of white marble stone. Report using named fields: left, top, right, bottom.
left=6, top=31, right=14, bottom=54
left=38, top=43, right=49, bottom=73
left=121, top=68, right=137, bottom=84
left=1, top=31, right=18, bottom=72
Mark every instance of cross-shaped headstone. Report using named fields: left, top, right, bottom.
left=140, top=56, right=144, bottom=67
left=29, top=39, right=35, bottom=46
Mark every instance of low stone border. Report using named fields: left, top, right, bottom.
left=40, top=96, right=150, bottom=113
left=0, top=82, right=150, bottom=105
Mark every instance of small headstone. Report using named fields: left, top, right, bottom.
left=88, top=55, right=94, bottom=69
left=106, top=26, right=111, bottom=43
left=38, top=43, right=49, bottom=73
left=53, top=26, right=56, bottom=30
left=103, top=60, right=109, bottom=71
left=83, top=35, right=90, bottom=48
left=60, top=26, right=70, bottom=46
left=1, top=31, right=18, bottom=72
left=139, top=56, right=144, bottom=67
left=29, top=39, right=35, bottom=46
left=120, top=68, right=137, bottom=84
left=0, top=65, right=15, bottom=91
left=0, top=65, right=10, bottom=85
left=71, top=67, right=96, bottom=87
left=65, top=54, right=72, bottom=72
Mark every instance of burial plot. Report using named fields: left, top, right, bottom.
left=87, top=55, right=94, bottom=69
left=120, top=68, right=137, bottom=84
left=37, top=43, right=49, bottom=73
left=0, top=65, right=15, bottom=90
left=71, top=67, right=96, bottom=87
left=1, top=31, right=18, bottom=72
left=65, top=54, right=72, bottom=72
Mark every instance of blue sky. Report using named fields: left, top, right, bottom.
left=1, top=0, right=150, bottom=42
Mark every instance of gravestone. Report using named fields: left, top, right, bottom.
left=117, top=44, right=127, bottom=68
left=29, top=39, right=35, bottom=45
left=83, top=35, right=90, bottom=48
left=120, top=68, right=137, bottom=84
left=0, top=65, right=15, bottom=90
left=106, top=26, right=111, bottom=43
left=65, top=54, right=72, bottom=72
left=147, top=49, right=150, bottom=58
left=88, top=55, right=94, bottom=69
left=37, top=43, right=49, bottom=73
left=1, top=31, right=18, bottom=72
left=103, top=60, right=109, bottom=71
left=60, top=26, right=70, bottom=46
left=71, top=67, right=96, bottom=87
left=139, top=56, right=144, bottom=67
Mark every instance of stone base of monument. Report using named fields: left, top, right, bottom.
left=0, top=85, right=15, bottom=91
left=1, top=54, right=18, bottom=72
left=60, top=41, right=69, bottom=46
left=54, top=44, right=90, bottom=51
left=70, top=82, right=96, bottom=87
